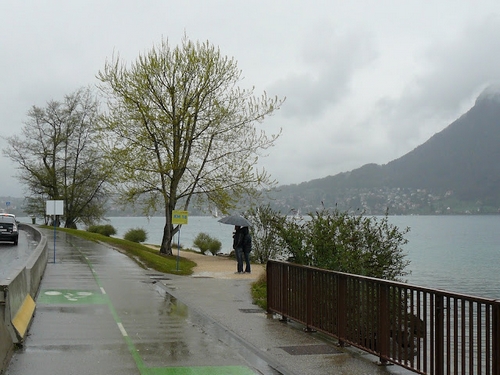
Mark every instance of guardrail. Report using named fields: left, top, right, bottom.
left=0, top=224, right=47, bottom=372
left=266, top=260, right=500, bottom=375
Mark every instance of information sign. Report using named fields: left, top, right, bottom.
left=46, top=200, right=64, bottom=215
left=172, top=210, right=188, bottom=224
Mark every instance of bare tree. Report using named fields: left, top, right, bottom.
left=97, top=36, right=284, bottom=255
left=3, top=88, right=111, bottom=228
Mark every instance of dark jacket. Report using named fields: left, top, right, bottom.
left=233, top=226, right=251, bottom=252
left=233, top=227, right=244, bottom=250
left=241, top=227, right=252, bottom=253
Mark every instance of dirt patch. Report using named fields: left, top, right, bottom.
left=179, top=250, right=265, bottom=279
left=148, top=245, right=264, bottom=279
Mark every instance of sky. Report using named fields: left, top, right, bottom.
left=1, top=1, right=500, bottom=198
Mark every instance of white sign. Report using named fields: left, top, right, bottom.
left=46, top=200, right=64, bottom=215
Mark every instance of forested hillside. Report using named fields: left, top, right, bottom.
left=268, top=87, right=500, bottom=215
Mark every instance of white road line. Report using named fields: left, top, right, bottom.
left=100, top=287, right=106, bottom=294
left=117, top=322, right=128, bottom=337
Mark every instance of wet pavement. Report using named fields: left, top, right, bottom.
left=0, top=230, right=38, bottom=278
left=5, top=229, right=412, bottom=375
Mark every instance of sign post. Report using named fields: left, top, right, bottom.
left=46, top=200, right=64, bottom=263
left=172, top=210, right=188, bottom=271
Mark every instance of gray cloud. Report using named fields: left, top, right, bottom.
left=270, top=26, right=377, bottom=120
left=2, top=1, right=500, bottom=193
left=373, top=15, right=500, bottom=152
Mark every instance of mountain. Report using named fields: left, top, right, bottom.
left=269, top=87, right=500, bottom=215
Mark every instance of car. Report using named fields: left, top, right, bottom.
left=0, top=213, right=17, bottom=221
left=0, top=215, right=19, bottom=245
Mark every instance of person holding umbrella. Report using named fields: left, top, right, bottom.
left=231, top=225, right=252, bottom=274
left=219, top=214, right=252, bottom=274
left=241, top=226, right=252, bottom=273
left=232, top=226, right=245, bottom=274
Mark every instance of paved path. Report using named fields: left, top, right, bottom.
left=6, top=229, right=411, bottom=375
left=0, top=230, right=37, bottom=278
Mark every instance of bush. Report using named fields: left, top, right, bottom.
left=246, top=205, right=285, bottom=264
left=247, top=205, right=410, bottom=281
left=193, top=232, right=222, bottom=255
left=87, top=224, right=117, bottom=237
left=124, top=228, right=148, bottom=243
left=250, top=272, right=267, bottom=310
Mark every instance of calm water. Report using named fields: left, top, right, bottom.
left=106, top=216, right=236, bottom=253
left=388, top=215, right=500, bottom=299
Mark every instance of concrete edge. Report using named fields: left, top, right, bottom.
left=12, top=294, right=36, bottom=339
left=0, top=225, right=47, bottom=374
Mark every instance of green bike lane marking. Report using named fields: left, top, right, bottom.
left=39, top=249, right=254, bottom=375
left=38, top=289, right=107, bottom=304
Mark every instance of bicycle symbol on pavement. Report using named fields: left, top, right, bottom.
left=39, top=289, right=106, bottom=305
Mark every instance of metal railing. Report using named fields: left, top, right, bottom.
left=266, top=260, right=500, bottom=375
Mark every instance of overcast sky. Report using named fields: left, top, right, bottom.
left=1, top=1, right=500, bottom=197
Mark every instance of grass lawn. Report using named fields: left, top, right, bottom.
left=46, top=226, right=197, bottom=276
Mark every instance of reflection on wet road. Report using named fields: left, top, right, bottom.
left=6, top=231, right=269, bottom=375
left=0, top=230, right=37, bottom=278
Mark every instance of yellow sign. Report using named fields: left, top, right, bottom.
left=172, top=210, right=188, bottom=224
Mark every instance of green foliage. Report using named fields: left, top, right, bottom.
left=124, top=228, right=148, bottom=243
left=52, top=226, right=195, bottom=275
left=248, top=205, right=410, bottom=281
left=87, top=224, right=117, bottom=237
left=250, top=273, right=267, bottom=310
left=97, top=35, right=284, bottom=256
left=300, top=209, right=410, bottom=280
left=246, top=204, right=285, bottom=263
left=193, top=232, right=222, bottom=255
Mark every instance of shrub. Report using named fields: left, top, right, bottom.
left=193, top=232, right=222, bottom=255
left=247, top=205, right=410, bottom=281
left=87, top=224, right=117, bottom=237
left=246, top=204, right=285, bottom=264
left=124, top=228, right=148, bottom=243
left=250, top=272, right=267, bottom=310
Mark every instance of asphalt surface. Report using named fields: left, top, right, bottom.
left=0, top=229, right=38, bottom=278
left=5, top=228, right=412, bottom=375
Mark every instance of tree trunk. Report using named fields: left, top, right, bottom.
left=159, top=210, right=173, bottom=255
left=64, top=219, right=77, bottom=229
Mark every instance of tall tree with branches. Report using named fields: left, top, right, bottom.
left=97, top=36, right=283, bottom=255
left=3, top=88, right=111, bottom=228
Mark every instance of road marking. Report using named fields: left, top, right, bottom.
left=38, top=289, right=106, bottom=305
left=70, top=240, right=257, bottom=375
left=117, top=322, right=128, bottom=337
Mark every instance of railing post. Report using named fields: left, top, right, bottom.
left=280, top=263, right=289, bottom=322
left=378, top=284, right=390, bottom=364
left=435, top=294, right=444, bottom=375
left=266, top=261, right=273, bottom=315
left=305, top=268, right=314, bottom=331
left=493, top=300, right=500, bottom=375
left=337, top=274, right=347, bottom=346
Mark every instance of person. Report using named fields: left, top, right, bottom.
left=241, top=226, right=252, bottom=273
left=232, top=226, right=245, bottom=274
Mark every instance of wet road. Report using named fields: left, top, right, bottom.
left=6, top=231, right=277, bottom=375
left=0, top=230, right=38, bottom=279
left=6, top=229, right=410, bottom=375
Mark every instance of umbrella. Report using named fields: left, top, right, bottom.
left=218, top=214, right=252, bottom=227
